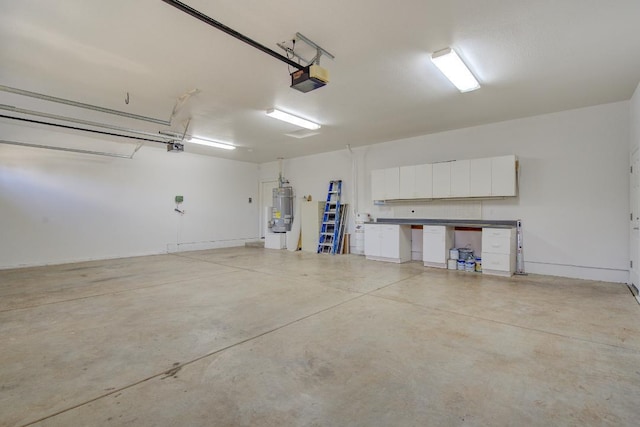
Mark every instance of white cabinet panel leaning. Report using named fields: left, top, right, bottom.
left=371, top=155, right=517, bottom=201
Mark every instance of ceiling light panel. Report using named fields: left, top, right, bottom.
left=188, top=137, right=236, bottom=150
left=431, top=48, right=480, bottom=93
left=266, top=108, right=321, bottom=130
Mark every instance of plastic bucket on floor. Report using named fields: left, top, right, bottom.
left=465, top=259, right=475, bottom=272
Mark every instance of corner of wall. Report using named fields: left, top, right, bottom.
left=631, top=81, right=640, bottom=152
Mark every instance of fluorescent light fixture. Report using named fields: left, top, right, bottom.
left=431, top=48, right=480, bottom=93
left=285, top=129, right=321, bottom=139
left=266, top=108, right=320, bottom=130
left=188, top=137, right=236, bottom=150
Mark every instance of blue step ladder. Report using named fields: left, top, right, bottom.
left=318, top=180, right=342, bottom=254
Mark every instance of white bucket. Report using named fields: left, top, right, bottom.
left=465, top=259, right=475, bottom=272
left=449, top=248, right=459, bottom=260
left=447, top=259, right=457, bottom=270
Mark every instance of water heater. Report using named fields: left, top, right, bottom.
left=270, top=186, right=293, bottom=233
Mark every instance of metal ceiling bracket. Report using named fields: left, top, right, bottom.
left=0, top=85, right=171, bottom=126
left=0, top=139, right=141, bottom=159
left=171, top=88, right=200, bottom=119
left=295, top=32, right=335, bottom=65
left=277, top=33, right=335, bottom=66
left=276, top=42, right=310, bottom=65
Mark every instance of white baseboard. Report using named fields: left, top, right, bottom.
left=0, top=250, right=166, bottom=271
left=167, top=238, right=257, bottom=253
left=0, top=239, right=261, bottom=270
left=524, top=261, right=629, bottom=283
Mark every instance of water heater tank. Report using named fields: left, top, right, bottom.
left=270, top=186, right=294, bottom=233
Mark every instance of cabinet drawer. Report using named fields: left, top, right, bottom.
left=483, top=228, right=513, bottom=238
left=482, top=235, right=512, bottom=254
left=482, top=252, right=512, bottom=271
left=423, top=225, right=445, bottom=235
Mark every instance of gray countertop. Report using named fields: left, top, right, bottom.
left=368, top=218, right=518, bottom=228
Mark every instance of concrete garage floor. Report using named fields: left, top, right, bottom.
left=1, top=247, right=639, bottom=426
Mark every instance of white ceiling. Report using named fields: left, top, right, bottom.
left=2, top=0, right=640, bottom=163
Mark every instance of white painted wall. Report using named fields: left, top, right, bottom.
left=630, top=82, right=640, bottom=301
left=263, top=102, right=630, bottom=282
left=632, top=82, right=640, bottom=153
left=259, top=150, right=354, bottom=207
left=0, top=127, right=259, bottom=269
left=259, top=150, right=357, bottom=246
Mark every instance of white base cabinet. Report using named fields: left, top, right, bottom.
left=481, top=227, right=516, bottom=276
left=423, top=226, right=454, bottom=268
left=364, top=224, right=411, bottom=263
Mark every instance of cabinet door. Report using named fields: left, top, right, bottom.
left=450, top=160, right=470, bottom=197
left=432, top=162, right=451, bottom=198
left=364, top=224, right=381, bottom=256
left=491, top=155, right=517, bottom=196
left=371, top=169, right=385, bottom=200
left=380, top=225, right=399, bottom=258
left=469, top=158, right=492, bottom=197
left=414, top=163, right=433, bottom=198
left=399, top=166, right=415, bottom=199
left=384, top=167, right=400, bottom=200
left=423, top=226, right=446, bottom=263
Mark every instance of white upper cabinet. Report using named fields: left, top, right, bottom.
left=385, top=167, right=400, bottom=199
left=469, top=157, right=492, bottom=197
left=371, top=167, right=400, bottom=200
left=414, top=163, right=433, bottom=199
left=399, top=166, right=415, bottom=199
left=432, top=162, right=451, bottom=198
left=372, top=155, right=516, bottom=201
left=399, top=164, right=433, bottom=199
left=371, top=169, right=386, bottom=200
left=450, top=160, right=470, bottom=197
left=491, top=155, right=517, bottom=196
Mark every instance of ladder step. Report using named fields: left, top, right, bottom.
left=318, top=180, right=343, bottom=254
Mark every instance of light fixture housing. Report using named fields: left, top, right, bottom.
left=266, top=108, right=320, bottom=130
left=431, top=48, right=480, bottom=93
left=188, top=137, right=236, bottom=150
